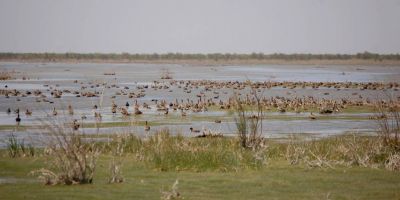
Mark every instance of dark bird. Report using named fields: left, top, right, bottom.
left=16, top=113, right=21, bottom=124
left=189, top=127, right=200, bottom=133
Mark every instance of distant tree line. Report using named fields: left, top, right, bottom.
left=0, top=52, right=399, bottom=61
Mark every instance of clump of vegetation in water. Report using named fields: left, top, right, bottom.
left=160, top=69, right=173, bottom=79
left=0, top=70, right=15, bottom=80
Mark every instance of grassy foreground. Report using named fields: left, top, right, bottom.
left=1, top=155, right=400, bottom=200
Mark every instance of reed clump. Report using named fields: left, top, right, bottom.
left=6, top=133, right=35, bottom=158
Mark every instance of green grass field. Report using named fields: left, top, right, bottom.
left=1, top=132, right=400, bottom=200
left=1, top=155, right=400, bottom=200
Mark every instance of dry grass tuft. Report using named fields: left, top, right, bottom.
left=108, top=140, right=124, bottom=184
left=161, top=179, right=182, bottom=200
left=234, top=90, right=265, bottom=150
left=108, top=159, right=124, bottom=183
left=29, top=168, right=60, bottom=185
left=283, top=134, right=400, bottom=170
left=31, top=120, right=100, bottom=185
left=385, top=153, right=400, bottom=171
left=375, top=100, right=400, bottom=151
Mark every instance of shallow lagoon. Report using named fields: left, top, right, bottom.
left=0, top=62, right=399, bottom=147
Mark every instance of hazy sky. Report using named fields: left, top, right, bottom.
left=1, top=0, right=400, bottom=54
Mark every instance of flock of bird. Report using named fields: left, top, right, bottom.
left=3, top=79, right=400, bottom=135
